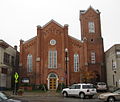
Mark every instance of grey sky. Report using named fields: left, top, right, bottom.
left=0, top=0, right=120, bottom=51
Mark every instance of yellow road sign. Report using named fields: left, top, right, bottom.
left=14, top=72, right=19, bottom=80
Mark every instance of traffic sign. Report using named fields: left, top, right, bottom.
left=14, top=72, right=19, bottom=95
left=14, top=72, right=19, bottom=80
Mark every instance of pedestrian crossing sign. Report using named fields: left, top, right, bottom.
left=14, top=72, right=19, bottom=83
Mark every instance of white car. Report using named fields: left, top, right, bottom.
left=62, top=83, right=97, bottom=99
left=96, top=82, right=107, bottom=91
left=98, top=88, right=120, bottom=102
left=0, top=92, right=28, bottom=102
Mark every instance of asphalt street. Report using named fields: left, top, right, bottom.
left=17, top=96, right=104, bottom=102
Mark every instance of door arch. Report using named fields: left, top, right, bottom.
left=47, top=73, right=58, bottom=90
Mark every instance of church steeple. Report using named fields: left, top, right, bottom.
left=80, top=6, right=101, bottom=41
left=79, top=7, right=105, bottom=82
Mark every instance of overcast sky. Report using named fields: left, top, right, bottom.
left=0, top=0, right=120, bottom=51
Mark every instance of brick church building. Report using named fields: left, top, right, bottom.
left=20, top=7, right=105, bottom=90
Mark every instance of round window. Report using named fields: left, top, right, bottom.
left=50, top=39, right=56, bottom=45
left=91, top=39, right=94, bottom=42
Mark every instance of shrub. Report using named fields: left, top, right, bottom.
left=17, top=88, right=24, bottom=95
left=39, top=84, right=48, bottom=91
left=17, top=88, right=24, bottom=93
left=57, top=83, right=66, bottom=91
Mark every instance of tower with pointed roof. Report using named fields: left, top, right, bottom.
left=80, top=6, right=105, bottom=82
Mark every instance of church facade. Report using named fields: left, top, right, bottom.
left=20, top=7, right=105, bottom=90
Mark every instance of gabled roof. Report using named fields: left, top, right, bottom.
left=42, top=19, right=64, bottom=29
left=0, top=40, right=9, bottom=48
left=105, top=44, right=120, bottom=53
left=68, top=35, right=82, bottom=43
left=80, top=6, right=100, bottom=15
left=0, top=39, right=18, bottom=51
left=23, top=36, right=37, bottom=44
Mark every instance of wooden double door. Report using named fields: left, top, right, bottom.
left=49, top=78, right=57, bottom=90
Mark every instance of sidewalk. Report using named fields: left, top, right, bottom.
left=4, top=90, right=100, bottom=99
left=4, top=91, right=62, bottom=97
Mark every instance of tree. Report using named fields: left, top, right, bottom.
left=80, top=70, right=97, bottom=83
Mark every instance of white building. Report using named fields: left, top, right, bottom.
left=0, top=40, right=19, bottom=90
left=105, top=44, right=120, bottom=88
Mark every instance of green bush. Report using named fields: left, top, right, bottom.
left=17, top=88, right=24, bottom=93
left=20, top=83, right=30, bottom=87
left=39, top=84, right=48, bottom=91
left=57, top=83, right=66, bottom=91
left=19, top=83, right=48, bottom=91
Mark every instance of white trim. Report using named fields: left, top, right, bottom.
left=48, top=50, right=57, bottom=68
left=50, top=39, right=56, bottom=45
left=47, top=73, right=58, bottom=90
left=27, top=54, right=33, bottom=72
left=74, top=54, right=79, bottom=72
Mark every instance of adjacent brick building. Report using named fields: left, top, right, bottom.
left=20, top=7, right=105, bottom=90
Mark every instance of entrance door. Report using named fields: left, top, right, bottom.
left=49, top=78, right=56, bottom=90
left=48, top=73, right=58, bottom=90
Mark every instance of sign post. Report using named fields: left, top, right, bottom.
left=14, top=72, right=19, bottom=95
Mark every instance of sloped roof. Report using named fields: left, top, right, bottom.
left=42, top=19, right=64, bottom=29
left=105, top=44, right=120, bottom=53
left=0, top=40, right=9, bottom=48
left=23, top=36, right=37, bottom=44
left=80, top=6, right=100, bottom=14
left=68, top=35, right=82, bottom=43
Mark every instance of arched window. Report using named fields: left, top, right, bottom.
left=88, top=21, right=95, bottom=33
left=74, top=54, right=79, bottom=72
left=91, top=52, right=96, bottom=64
left=48, top=50, right=57, bottom=68
left=49, top=73, right=57, bottom=78
left=27, top=54, right=32, bottom=72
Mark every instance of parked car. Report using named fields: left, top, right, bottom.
left=62, top=83, right=97, bottom=99
left=98, top=88, right=120, bottom=102
left=95, top=82, right=107, bottom=91
left=0, top=92, right=28, bottom=102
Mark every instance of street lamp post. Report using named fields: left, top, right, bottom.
left=65, top=48, right=68, bottom=87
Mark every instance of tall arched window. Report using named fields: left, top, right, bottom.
left=74, top=54, right=79, bottom=72
left=27, top=54, right=32, bottom=72
left=91, top=52, right=96, bottom=64
left=88, top=21, right=95, bottom=33
left=48, top=50, right=57, bottom=68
